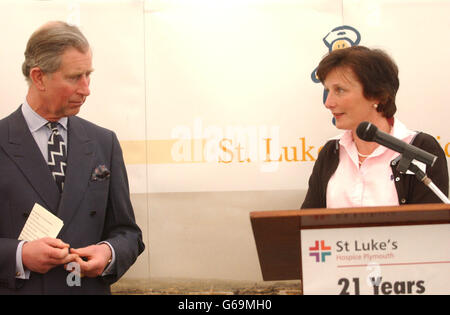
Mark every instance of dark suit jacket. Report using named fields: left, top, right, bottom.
left=0, top=107, right=145, bottom=294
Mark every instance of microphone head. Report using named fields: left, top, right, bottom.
left=356, top=121, right=378, bottom=141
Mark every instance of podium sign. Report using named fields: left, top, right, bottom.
left=301, top=224, right=450, bottom=295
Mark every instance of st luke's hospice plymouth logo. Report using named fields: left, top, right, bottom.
left=309, top=240, right=332, bottom=263
left=311, top=25, right=361, bottom=85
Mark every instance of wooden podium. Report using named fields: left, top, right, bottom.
left=250, top=203, right=450, bottom=292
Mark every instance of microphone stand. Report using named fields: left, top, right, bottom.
left=396, top=154, right=450, bottom=204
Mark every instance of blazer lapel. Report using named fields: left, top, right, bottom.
left=57, top=116, right=94, bottom=229
left=3, top=108, right=60, bottom=212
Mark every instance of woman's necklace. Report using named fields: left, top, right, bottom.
left=357, top=150, right=371, bottom=166
left=357, top=151, right=371, bottom=158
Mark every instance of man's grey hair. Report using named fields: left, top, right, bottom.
left=22, top=21, right=90, bottom=85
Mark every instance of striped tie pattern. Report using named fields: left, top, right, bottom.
left=46, top=122, right=67, bottom=193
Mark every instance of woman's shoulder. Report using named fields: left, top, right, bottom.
left=411, top=131, right=442, bottom=151
left=319, top=138, right=340, bottom=155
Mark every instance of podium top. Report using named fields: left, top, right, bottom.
left=251, top=203, right=450, bottom=229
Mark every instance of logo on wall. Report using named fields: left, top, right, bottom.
left=311, top=25, right=361, bottom=84
left=311, top=25, right=361, bottom=125
left=309, top=240, right=332, bottom=263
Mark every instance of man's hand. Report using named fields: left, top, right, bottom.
left=22, top=237, right=78, bottom=274
left=70, top=244, right=112, bottom=278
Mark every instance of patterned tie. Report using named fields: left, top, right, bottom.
left=46, top=122, right=67, bottom=193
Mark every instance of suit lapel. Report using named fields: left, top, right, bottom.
left=57, top=116, right=94, bottom=229
left=3, top=108, right=60, bottom=212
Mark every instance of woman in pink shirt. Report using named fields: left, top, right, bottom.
left=301, top=46, right=448, bottom=209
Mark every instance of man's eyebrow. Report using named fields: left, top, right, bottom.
left=66, top=69, right=95, bottom=77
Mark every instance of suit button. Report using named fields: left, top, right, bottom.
left=400, top=198, right=406, bottom=204
left=89, top=211, right=97, bottom=216
left=23, top=213, right=29, bottom=218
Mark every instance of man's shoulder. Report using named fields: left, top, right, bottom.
left=0, top=106, right=23, bottom=133
left=70, top=115, right=115, bottom=137
left=0, top=106, right=21, bottom=122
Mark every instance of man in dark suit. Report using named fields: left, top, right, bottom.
left=0, top=21, right=145, bottom=294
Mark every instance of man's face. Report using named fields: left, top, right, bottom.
left=41, top=47, right=93, bottom=121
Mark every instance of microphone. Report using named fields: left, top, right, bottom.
left=356, top=121, right=437, bottom=167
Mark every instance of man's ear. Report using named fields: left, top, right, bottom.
left=29, top=67, right=46, bottom=91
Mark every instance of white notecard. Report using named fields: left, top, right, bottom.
left=18, top=203, right=64, bottom=241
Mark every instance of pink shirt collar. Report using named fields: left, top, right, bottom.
left=326, top=119, right=417, bottom=208
left=338, top=119, right=416, bottom=166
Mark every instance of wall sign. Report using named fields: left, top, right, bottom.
left=301, top=224, right=450, bottom=295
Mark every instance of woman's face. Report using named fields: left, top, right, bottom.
left=323, top=66, right=378, bottom=132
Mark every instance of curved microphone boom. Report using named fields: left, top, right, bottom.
left=356, top=121, right=437, bottom=167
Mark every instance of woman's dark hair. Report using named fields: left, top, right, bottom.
left=317, top=46, right=399, bottom=118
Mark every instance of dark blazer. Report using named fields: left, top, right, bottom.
left=301, top=132, right=449, bottom=209
left=0, top=107, right=145, bottom=294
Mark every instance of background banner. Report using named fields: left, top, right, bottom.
left=1, top=0, right=448, bottom=283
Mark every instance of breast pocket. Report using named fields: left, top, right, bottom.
left=87, top=179, right=110, bottom=212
